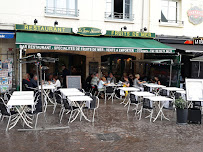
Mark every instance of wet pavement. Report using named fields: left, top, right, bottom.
left=1, top=99, right=203, bottom=152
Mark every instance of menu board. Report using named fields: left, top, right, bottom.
left=186, top=78, right=203, bottom=101
left=0, top=58, right=13, bottom=93
left=66, top=76, right=81, bottom=89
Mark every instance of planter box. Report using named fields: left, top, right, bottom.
left=176, top=108, right=188, bottom=124
left=188, top=108, right=201, bottom=124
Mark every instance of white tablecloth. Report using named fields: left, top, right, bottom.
left=68, top=96, right=92, bottom=108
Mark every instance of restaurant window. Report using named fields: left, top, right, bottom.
left=105, top=0, right=133, bottom=21
left=161, top=0, right=180, bottom=23
left=45, top=0, right=78, bottom=17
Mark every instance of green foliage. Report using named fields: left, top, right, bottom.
left=175, top=97, right=187, bottom=109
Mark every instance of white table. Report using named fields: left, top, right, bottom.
left=118, top=87, right=140, bottom=106
left=144, top=96, right=173, bottom=122
left=60, top=90, right=85, bottom=97
left=59, top=88, right=80, bottom=92
left=163, top=87, right=184, bottom=101
left=144, top=84, right=166, bottom=95
left=12, top=91, right=34, bottom=96
left=67, top=96, right=92, bottom=123
left=130, top=91, right=155, bottom=114
left=7, top=95, right=34, bottom=130
left=39, top=85, right=56, bottom=105
left=104, top=84, right=122, bottom=102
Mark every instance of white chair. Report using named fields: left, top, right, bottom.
left=139, top=98, right=154, bottom=122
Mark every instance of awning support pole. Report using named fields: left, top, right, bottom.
left=198, top=62, right=201, bottom=78
left=169, top=60, right=173, bottom=87
left=19, top=48, right=22, bottom=91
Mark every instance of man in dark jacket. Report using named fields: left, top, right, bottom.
left=62, top=64, right=70, bottom=88
left=30, top=75, right=38, bottom=88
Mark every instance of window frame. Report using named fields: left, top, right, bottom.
left=160, top=0, right=181, bottom=24
left=45, top=0, right=78, bottom=17
left=105, top=0, right=133, bottom=21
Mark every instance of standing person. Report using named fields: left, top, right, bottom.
left=30, top=75, right=38, bottom=88
left=107, top=73, right=116, bottom=84
left=134, top=74, right=146, bottom=89
left=86, top=73, right=94, bottom=91
left=61, top=64, right=70, bottom=88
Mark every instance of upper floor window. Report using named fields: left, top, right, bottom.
left=45, top=0, right=79, bottom=17
left=105, top=0, right=133, bottom=21
left=161, top=0, right=180, bottom=23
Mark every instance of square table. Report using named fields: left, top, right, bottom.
left=162, top=87, right=184, bottom=101
left=104, top=84, right=123, bottom=102
left=144, top=84, right=166, bottom=95
left=144, top=96, right=173, bottom=122
left=39, top=85, right=56, bottom=105
left=59, top=88, right=80, bottom=92
left=67, top=96, right=93, bottom=123
left=12, top=91, right=34, bottom=96
left=7, top=94, right=34, bottom=130
left=118, top=87, right=140, bottom=106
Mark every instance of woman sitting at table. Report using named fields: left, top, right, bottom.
left=154, top=76, right=161, bottom=85
left=123, top=76, right=130, bottom=87
left=98, top=77, right=109, bottom=98
left=52, top=75, right=61, bottom=88
left=134, top=74, right=146, bottom=89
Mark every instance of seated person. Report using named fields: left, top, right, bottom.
left=154, top=76, right=161, bottom=85
left=107, top=73, right=116, bottom=84
left=22, top=73, right=32, bottom=90
left=134, top=74, right=146, bottom=88
left=123, top=76, right=130, bottom=87
left=98, top=77, right=109, bottom=98
left=128, top=74, right=134, bottom=87
left=52, top=75, right=61, bottom=88
left=30, top=75, right=38, bottom=88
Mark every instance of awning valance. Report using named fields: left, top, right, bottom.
left=16, top=32, right=175, bottom=53
left=191, top=56, right=203, bottom=62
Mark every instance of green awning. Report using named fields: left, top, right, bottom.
left=16, top=32, right=175, bottom=53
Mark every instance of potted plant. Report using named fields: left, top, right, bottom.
left=175, top=97, right=188, bottom=124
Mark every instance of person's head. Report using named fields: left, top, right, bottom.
left=154, top=76, right=159, bottom=81
left=101, top=77, right=106, bottom=81
left=53, top=75, right=58, bottom=81
left=129, top=74, right=133, bottom=79
left=24, top=73, right=30, bottom=79
left=62, top=64, right=66, bottom=70
left=109, top=73, right=113, bottom=78
left=48, top=74, right=53, bottom=80
left=135, top=74, right=140, bottom=79
left=95, top=73, right=99, bottom=78
left=123, top=73, right=127, bottom=77
left=33, top=75, right=38, bottom=81
left=124, top=76, right=128, bottom=81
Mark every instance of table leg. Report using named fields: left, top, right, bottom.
left=153, top=101, right=170, bottom=122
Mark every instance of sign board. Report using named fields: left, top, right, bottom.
left=66, top=76, right=81, bottom=89
left=186, top=78, right=203, bottom=101
left=105, top=30, right=156, bottom=38
left=187, top=6, right=203, bottom=25
left=77, top=27, right=102, bottom=36
left=0, top=31, right=15, bottom=39
left=15, top=24, right=72, bottom=34
left=193, top=37, right=203, bottom=45
left=18, top=44, right=174, bottom=53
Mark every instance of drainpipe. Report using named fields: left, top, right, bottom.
left=141, top=0, right=144, bottom=32
left=148, top=0, right=151, bottom=32
left=19, top=48, right=22, bottom=91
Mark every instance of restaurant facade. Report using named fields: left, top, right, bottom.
left=0, top=0, right=203, bottom=90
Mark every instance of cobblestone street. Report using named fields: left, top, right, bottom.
left=0, top=99, right=203, bottom=152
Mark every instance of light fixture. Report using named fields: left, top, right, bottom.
left=54, top=21, right=58, bottom=26
left=121, top=26, right=127, bottom=31
left=34, top=19, right=38, bottom=25
left=140, top=27, right=147, bottom=32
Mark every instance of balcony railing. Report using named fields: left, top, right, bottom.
left=45, top=7, right=79, bottom=17
left=159, top=19, right=184, bottom=25
left=105, top=12, right=134, bottom=21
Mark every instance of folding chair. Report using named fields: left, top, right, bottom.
left=53, top=90, right=63, bottom=114
left=139, top=98, right=154, bottom=122
left=0, top=97, right=18, bottom=131
left=104, top=86, right=114, bottom=103
left=127, top=94, right=140, bottom=114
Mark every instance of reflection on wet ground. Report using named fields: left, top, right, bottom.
left=1, top=99, right=203, bottom=152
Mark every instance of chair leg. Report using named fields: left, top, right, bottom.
left=6, top=116, right=11, bottom=131
left=35, top=114, right=40, bottom=129
left=92, top=109, right=96, bottom=122
left=150, top=109, right=153, bottom=122
left=127, top=102, right=130, bottom=114
left=105, top=93, right=106, bottom=103
left=52, top=103, right=57, bottom=114
left=60, top=108, right=65, bottom=123
left=139, top=106, right=143, bottom=120
left=68, top=111, right=73, bottom=123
